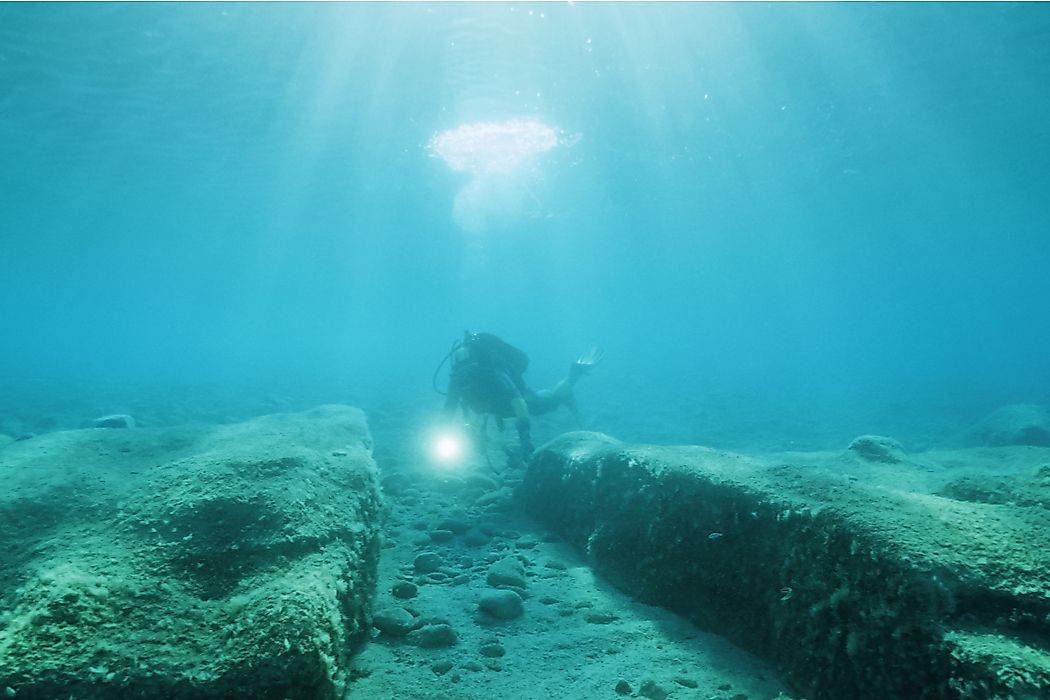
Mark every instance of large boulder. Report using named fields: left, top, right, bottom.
left=520, top=432, right=1050, bottom=700
left=0, top=405, right=382, bottom=699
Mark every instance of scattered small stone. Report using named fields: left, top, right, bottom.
left=414, top=552, right=443, bottom=574
left=332, top=449, right=348, bottom=457
left=392, top=581, right=418, bottom=599
left=718, top=683, right=733, bottom=691
left=431, top=660, right=454, bottom=675
left=424, top=572, right=448, bottom=584
left=486, top=557, right=526, bottom=589
left=372, top=607, right=416, bottom=637
left=674, top=676, right=699, bottom=688
left=407, top=623, right=458, bottom=648
left=93, top=414, right=135, bottom=429
left=479, top=642, right=505, bottom=657
left=484, top=660, right=503, bottom=672
left=462, top=661, right=484, bottom=672
left=585, top=611, right=618, bottom=625
left=515, top=536, right=538, bottom=549
left=452, top=574, right=470, bottom=586
left=615, top=679, right=633, bottom=695
left=436, top=516, right=471, bottom=534
left=429, top=529, right=455, bottom=543
left=639, top=679, right=669, bottom=700
left=478, top=589, right=524, bottom=619
left=543, top=560, right=567, bottom=570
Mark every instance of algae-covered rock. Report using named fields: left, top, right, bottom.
left=847, top=434, right=906, bottom=463
left=0, top=405, right=382, bottom=699
left=962, top=404, right=1050, bottom=447
left=521, top=432, right=1050, bottom=700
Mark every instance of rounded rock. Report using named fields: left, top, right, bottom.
left=414, top=552, right=443, bottom=574
left=478, top=589, right=524, bottom=620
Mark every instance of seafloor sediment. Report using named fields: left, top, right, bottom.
left=520, top=431, right=1050, bottom=700
left=0, top=405, right=381, bottom=699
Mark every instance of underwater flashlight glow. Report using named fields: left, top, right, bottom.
left=428, top=428, right=469, bottom=469
left=434, top=434, right=463, bottom=462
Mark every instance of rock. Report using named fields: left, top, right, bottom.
left=431, top=660, right=454, bottom=675
left=585, top=611, right=618, bottom=625
left=414, top=552, right=443, bottom=574
left=486, top=556, right=526, bottom=589
left=436, top=516, right=472, bottom=534
left=520, top=430, right=1050, bottom=700
left=92, top=414, right=135, bottom=429
left=674, top=676, right=699, bottom=688
left=639, top=679, right=670, bottom=700
left=391, top=581, right=418, bottom=599
left=615, top=679, right=633, bottom=695
left=428, top=529, right=455, bottom=543
left=373, top=607, right=416, bottom=637
left=0, top=405, right=381, bottom=698
left=847, top=435, right=905, bottom=463
left=965, top=404, right=1050, bottom=447
left=407, top=623, right=458, bottom=648
left=479, top=642, right=505, bottom=657
left=478, top=590, right=523, bottom=619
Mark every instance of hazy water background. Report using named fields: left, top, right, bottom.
left=2, top=3, right=1048, bottom=449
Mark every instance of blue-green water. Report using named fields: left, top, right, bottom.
left=1, top=2, right=1049, bottom=448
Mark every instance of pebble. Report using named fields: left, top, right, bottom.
left=429, top=529, right=455, bottom=543
left=372, top=607, right=416, bottom=637
left=586, top=612, right=618, bottom=625
left=479, top=642, right=506, bottom=657
left=674, top=676, right=699, bottom=688
left=436, top=516, right=472, bottom=534
left=391, top=582, right=418, bottom=599
left=431, top=660, right=454, bottom=675
left=414, top=552, right=443, bottom=574
left=478, top=589, right=524, bottom=619
left=486, top=557, right=526, bottom=589
left=639, top=680, right=669, bottom=700
left=407, top=623, right=458, bottom=648
left=93, top=414, right=135, bottom=429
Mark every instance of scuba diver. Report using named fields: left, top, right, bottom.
left=437, top=331, right=604, bottom=459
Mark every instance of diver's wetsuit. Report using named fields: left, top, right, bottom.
left=443, top=332, right=600, bottom=458
left=443, top=333, right=536, bottom=455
